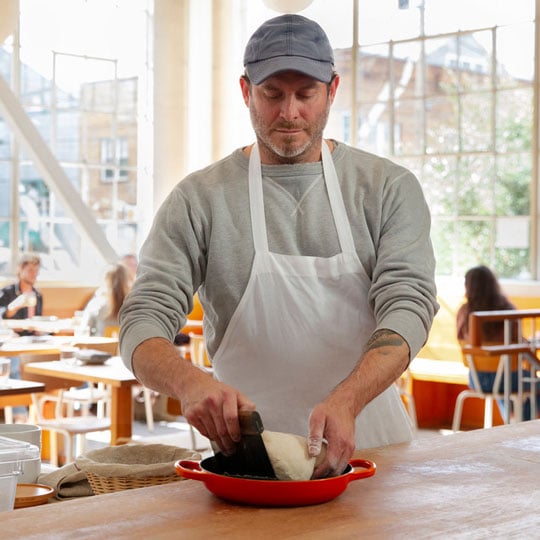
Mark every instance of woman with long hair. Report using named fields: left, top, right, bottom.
left=82, top=263, right=133, bottom=336
left=456, top=265, right=536, bottom=421
left=456, top=265, right=516, bottom=342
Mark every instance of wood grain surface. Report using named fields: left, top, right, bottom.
left=3, top=420, right=539, bottom=539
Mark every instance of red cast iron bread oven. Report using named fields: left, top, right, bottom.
left=175, top=456, right=376, bottom=507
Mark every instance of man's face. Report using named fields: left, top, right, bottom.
left=240, top=70, right=339, bottom=164
left=19, top=262, right=40, bottom=286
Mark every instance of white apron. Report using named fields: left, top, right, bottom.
left=212, top=143, right=413, bottom=449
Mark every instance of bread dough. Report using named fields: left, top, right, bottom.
left=261, top=430, right=319, bottom=481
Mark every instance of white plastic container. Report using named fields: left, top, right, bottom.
left=0, top=436, right=41, bottom=512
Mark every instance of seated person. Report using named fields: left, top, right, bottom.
left=120, top=253, right=138, bottom=282
left=0, top=252, right=43, bottom=422
left=81, top=263, right=133, bottom=337
left=0, top=252, right=43, bottom=330
left=456, top=265, right=538, bottom=420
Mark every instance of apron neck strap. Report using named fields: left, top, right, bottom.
left=248, top=142, right=355, bottom=253
left=321, top=143, right=356, bottom=253
left=248, top=143, right=269, bottom=251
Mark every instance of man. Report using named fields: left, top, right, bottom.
left=0, top=252, right=43, bottom=324
left=0, top=252, right=43, bottom=422
left=119, top=14, right=438, bottom=478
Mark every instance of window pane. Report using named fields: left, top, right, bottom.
left=0, top=160, right=11, bottom=215
left=0, top=45, right=11, bottom=80
left=497, top=22, right=534, bottom=86
left=394, top=99, right=424, bottom=156
left=457, top=156, right=495, bottom=216
left=358, top=44, right=390, bottom=101
left=431, top=219, right=454, bottom=276
left=455, top=220, right=492, bottom=271
left=459, top=31, right=493, bottom=92
left=425, top=36, right=459, bottom=96
left=422, top=156, right=458, bottom=217
left=425, top=96, right=458, bottom=153
left=0, top=119, right=11, bottom=159
left=357, top=103, right=391, bottom=155
left=494, top=243, right=530, bottom=279
left=495, top=154, right=531, bottom=216
left=461, top=93, right=493, bottom=152
left=55, top=111, right=80, bottom=161
left=496, top=88, right=532, bottom=152
left=392, top=42, right=422, bottom=99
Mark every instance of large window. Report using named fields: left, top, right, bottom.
left=0, top=0, right=537, bottom=283
left=0, top=0, right=147, bottom=280
left=237, top=0, right=536, bottom=279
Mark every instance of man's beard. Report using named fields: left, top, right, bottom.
left=250, top=103, right=331, bottom=164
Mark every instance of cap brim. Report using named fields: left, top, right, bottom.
left=246, top=56, right=333, bottom=85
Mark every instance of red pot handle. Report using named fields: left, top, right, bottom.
left=347, top=458, right=376, bottom=481
left=175, top=460, right=208, bottom=481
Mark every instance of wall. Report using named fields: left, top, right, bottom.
left=0, top=280, right=97, bottom=319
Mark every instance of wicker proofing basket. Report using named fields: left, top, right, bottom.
left=86, top=469, right=183, bottom=495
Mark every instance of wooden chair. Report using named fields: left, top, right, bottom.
left=396, top=368, right=417, bottom=430
left=18, top=354, right=111, bottom=466
left=61, top=338, right=118, bottom=419
left=452, top=343, right=527, bottom=431
left=454, top=310, right=540, bottom=429
left=31, top=392, right=111, bottom=466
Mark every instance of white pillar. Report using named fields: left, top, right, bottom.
left=0, top=0, right=18, bottom=43
left=211, top=0, right=236, bottom=162
left=153, top=0, right=190, bottom=212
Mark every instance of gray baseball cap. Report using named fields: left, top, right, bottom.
left=243, top=14, right=334, bottom=85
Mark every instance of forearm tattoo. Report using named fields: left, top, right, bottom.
left=363, top=329, right=405, bottom=353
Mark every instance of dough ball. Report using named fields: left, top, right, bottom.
left=261, top=430, right=318, bottom=481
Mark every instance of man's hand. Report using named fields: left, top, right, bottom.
left=179, top=367, right=256, bottom=455
left=131, top=337, right=256, bottom=455
left=308, top=395, right=356, bottom=478
left=7, top=292, right=34, bottom=315
left=307, top=329, right=410, bottom=478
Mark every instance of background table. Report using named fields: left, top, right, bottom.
left=23, top=357, right=137, bottom=444
left=2, top=317, right=76, bottom=335
left=0, top=336, right=118, bottom=357
left=0, top=378, right=45, bottom=412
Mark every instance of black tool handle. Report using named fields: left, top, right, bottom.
left=238, top=410, right=264, bottom=435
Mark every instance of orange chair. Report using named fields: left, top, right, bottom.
left=179, top=293, right=204, bottom=336
left=452, top=343, right=525, bottom=431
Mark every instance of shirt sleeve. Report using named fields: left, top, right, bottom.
left=368, top=166, right=439, bottom=358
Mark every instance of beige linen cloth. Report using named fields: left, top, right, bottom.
left=38, top=444, right=201, bottom=499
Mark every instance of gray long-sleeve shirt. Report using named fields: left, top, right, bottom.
left=119, top=141, right=438, bottom=369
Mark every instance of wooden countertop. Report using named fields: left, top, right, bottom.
left=3, top=421, right=539, bottom=538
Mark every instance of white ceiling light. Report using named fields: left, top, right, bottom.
left=262, top=0, right=315, bottom=14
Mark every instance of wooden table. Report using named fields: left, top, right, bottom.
left=2, top=421, right=539, bottom=537
left=0, top=336, right=118, bottom=357
left=2, top=317, right=76, bottom=335
left=23, top=357, right=137, bottom=445
left=0, top=378, right=45, bottom=410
